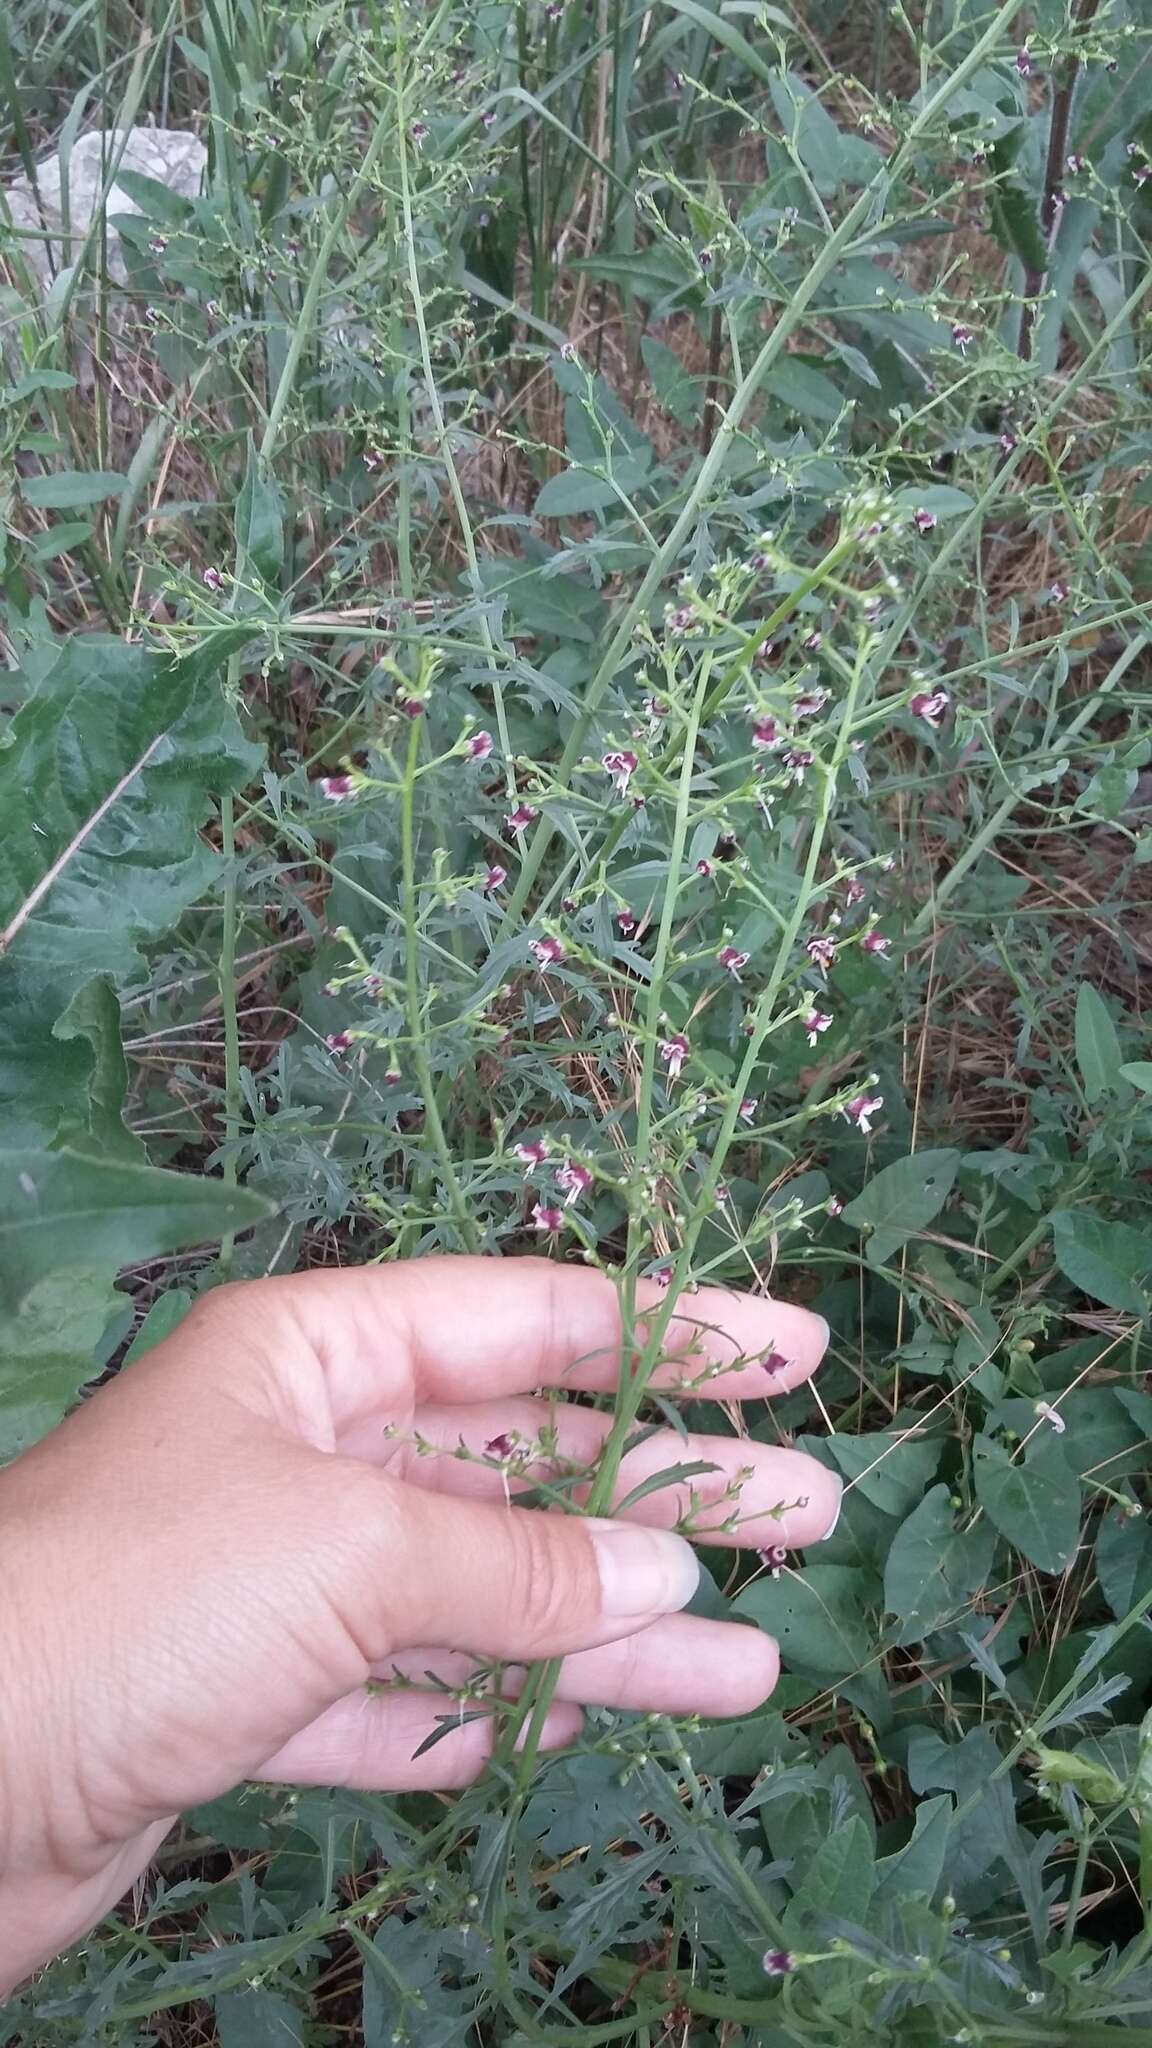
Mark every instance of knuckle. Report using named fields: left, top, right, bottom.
left=509, top=1513, right=592, bottom=1652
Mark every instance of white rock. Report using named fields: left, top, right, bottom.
left=4, top=128, right=206, bottom=283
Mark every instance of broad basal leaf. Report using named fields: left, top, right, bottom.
left=827, top=1430, right=942, bottom=1517
left=1051, top=1209, right=1152, bottom=1314
left=1075, top=982, right=1122, bottom=1104
left=842, top=1149, right=960, bottom=1266
left=0, top=1147, right=274, bottom=1311
left=734, top=1564, right=876, bottom=1681
left=884, top=1484, right=997, bottom=1644
left=1096, top=1507, right=1152, bottom=1620
left=973, top=1432, right=1081, bottom=1575
left=0, top=1157, right=272, bottom=1451
left=0, top=629, right=261, bottom=1147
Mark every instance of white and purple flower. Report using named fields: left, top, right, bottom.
left=843, top=1092, right=884, bottom=1134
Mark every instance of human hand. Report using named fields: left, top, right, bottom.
left=0, top=1257, right=838, bottom=1993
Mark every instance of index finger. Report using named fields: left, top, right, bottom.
left=265, top=1257, right=829, bottom=1429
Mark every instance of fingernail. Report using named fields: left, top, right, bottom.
left=587, top=1518, right=700, bottom=1620
left=816, top=1475, right=844, bottom=1541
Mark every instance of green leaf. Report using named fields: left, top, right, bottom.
left=0, top=630, right=261, bottom=1149
left=842, top=1149, right=960, bottom=1266
left=236, top=438, right=285, bottom=587
left=768, top=71, right=885, bottom=189
left=640, top=335, right=702, bottom=425
left=534, top=468, right=623, bottom=516
left=1075, top=983, right=1122, bottom=1103
left=215, top=1989, right=306, bottom=2048
left=27, top=520, right=95, bottom=563
left=784, top=1813, right=875, bottom=1931
left=0, top=1147, right=274, bottom=1312
left=734, top=1564, right=876, bottom=1680
left=122, top=1287, right=195, bottom=1364
left=988, top=180, right=1048, bottom=272
left=884, top=1484, right=997, bottom=1643
left=827, top=1431, right=942, bottom=1517
left=0, top=1268, right=122, bottom=1459
left=20, top=469, right=129, bottom=509
left=1051, top=1209, right=1152, bottom=1314
left=1120, top=1061, right=1152, bottom=1094
left=973, top=1433, right=1081, bottom=1575
left=873, top=1794, right=952, bottom=1904
left=1096, top=1508, right=1152, bottom=1620
left=767, top=356, right=845, bottom=422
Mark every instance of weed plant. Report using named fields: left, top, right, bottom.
left=3, top=0, right=1152, bottom=2040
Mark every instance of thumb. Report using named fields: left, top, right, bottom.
left=340, top=1468, right=701, bottom=1664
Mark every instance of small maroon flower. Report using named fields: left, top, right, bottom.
left=319, top=773, right=356, bottom=800
left=485, top=1432, right=517, bottom=1459
left=802, top=629, right=822, bottom=653
left=384, top=1065, right=401, bottom=1086
left=514, top=1139, right=550, bottom=1168
left=910, top=689, right=949, bottom=728
left=1015, top=46, right=1032, bottom=75
left=751, top=715, right=780, bottom=750
left=951, top=321, right=974, bottom=351
left=698, top=246, right=713, bottom=269
left=826, top=1194, right=844, bottom=1217
left=803, top=1008, right=833, bottom=1047
left=696, top=857, right=714, bottom=878
left=530, top=934, right=567, bottom=967
left=467, top=729, right=494, bottom=760
left=1066, top=153, right=1086, bottom=174
left=862, top=931, right=891, bottom=957
left=759, top=1543, right=790, bottom=1568
left=805, top=934, right=836, bottom=976
left=1049, top=579, right=1069, bottom=603
left=666, top=603, right=698, bottom=635
left=602, top=749, right=639, bottom=796
left=718, top=945, right=749, bottom=978
left=532, top=1202, right=565, bottom=1233
left=557, top=1160, right=593, bottom=1207
left=661, top=1032, right=690, bottom=1079
left=325, top=1030, right=353, bottom=1054
left=617, top=909, right=638, bottom=936
left=794, top=688, right=829, bottom=720
left=481, top=108, right=497, bottom=129
left=783, top=747, right=815, bottom=784
left=148, top=233, right=168, bottom=255
left=642, top=694, right=669, bottom=724
left=652, top=1264, right=674, bottom=1285
left=483, top=863, right=507, bottom=893
left=913, top=507, right=937, bottom=534
left=397, top=695, right=425, bottom=719
left=506, top=802, right=540, bottom=833
left=1000, top=430, right=1018, bottom=452
left=1135, top=163, right=1152, bottom=186
left=202, top=565, right=225, bottom=592
left=844, top=877, right=867, bottom=906
left=843, top=1092, right=883, bottom=1134
left=410, top=120, right=429, bottom=144
left=739, top=1097, right=758, bottom=1123
left=762, top=1950, right=795, bottom=1977
left=363, top=448, right=384, bottom=471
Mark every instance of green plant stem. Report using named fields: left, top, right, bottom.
left=400, top=714, right=479, bottom=1251
left=216, top=786, right=242, bottom=1278
left=394, top=6, right=514, bottom=789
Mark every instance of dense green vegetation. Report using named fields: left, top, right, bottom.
left=3, top=0, right=1152, bottom=2037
